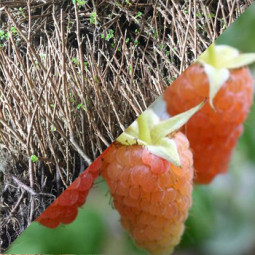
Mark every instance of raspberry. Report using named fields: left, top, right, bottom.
left=36, top=156, right=101, bottom=228
left=100, top=104, right=204, bottom=255
left=164, top=63, right=254, bottom=184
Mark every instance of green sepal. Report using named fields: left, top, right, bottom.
left=198, top=44, right=255, bottom=109
left=203, top=64, right=229, bottom=109
left=147, top=137, right=180, bottom=167
left=116, top=102, right=204, bottom=166
left=151, top=101, right=204, bottom=143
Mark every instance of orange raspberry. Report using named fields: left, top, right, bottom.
left=102, top=132, right=194, bottom=255
left=36, top=156, right=101, bottom=228
left=164, top=63, right=253, bottom=184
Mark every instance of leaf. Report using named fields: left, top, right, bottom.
left=31, top=155, right=38, bottom=163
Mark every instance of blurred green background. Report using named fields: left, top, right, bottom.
left=5, top=3, right=255, bottom=255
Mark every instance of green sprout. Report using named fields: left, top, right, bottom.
left=125, top=0, right=132, bottom=6
left=31, top=155, right=38, bottom=163
left=77, top=103, right=87, bottom=111
left=69, top=93, right=75, bottom=103
left=135, top=11, right=143, bottom=19
left=72, top=57, right=79, bottom=65
left=73, top=0, right=86, bottom=6
left=10, top=27, right=17, bottom=34
left=90, top=12, right=97, bottom=25
left=126, top=37, right=130, bottom=43
left=0, top=30, right=9, bottom=40
left=84, top=61, right=88, bottom=71
left=106, top=29, right=114, bottom=41
left=18, top=7, right=25, bottom=17
left=94, top=76, right=100, bottom=83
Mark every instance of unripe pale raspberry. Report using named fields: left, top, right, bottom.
left=102, top=132, right=194, bottom=255
left=36, top=156, right=101, bottom=228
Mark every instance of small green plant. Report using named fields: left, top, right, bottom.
left=31, top=155, right=38, bottom=163
left=84, top=61, right=88, bottom=71
left=90, top=12, right=97, bottom=25
left=94, top=76, right=100, bottom=83
left=106, top=29, right=114, bottom=41
left=77, top=103, right=87, bottom=111
left=0, top=30, right=8, bottom=40
left=72, top=57, right=79, bottom=65
left=126, top=37, right=130, bottom=43
left=135, top=11, right=143, bottom=19
left=134, top=40, right=139, bottom=45
left=69, top=93, right=75, bottom=103
left=73, top=0, right=86, bottom=8
left=10, top=27, right=17, bottom=34
left=18, top=7, right=25, bottom=17
left=125, top=0, right=132, bottom=6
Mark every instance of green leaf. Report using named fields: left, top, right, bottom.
left=77, top=103, right=83, bottom=109
left=31, top=155, right=38, bottom=163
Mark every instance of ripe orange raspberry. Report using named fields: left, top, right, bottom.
left=36, top=157, right=101, bottom=228
left=102, top=133, right=193, bottom=255
left=164, top=44, right=255, bottom=184
left=101, top=104, right=203, bottom=255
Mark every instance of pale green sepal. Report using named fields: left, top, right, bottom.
left=203, top=64, right=230, bottom=109
left=151, top=101, right=205, bottom=143
left=198, top=44, right=255, bottom=69
left=223, top=53, right=255, bottom=69
left=117, top=131, right=146, bottom=146
left=147, top=137, right=181, bottom=166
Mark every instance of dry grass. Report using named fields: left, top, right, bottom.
left=0, top=0, right=253, bottom=252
